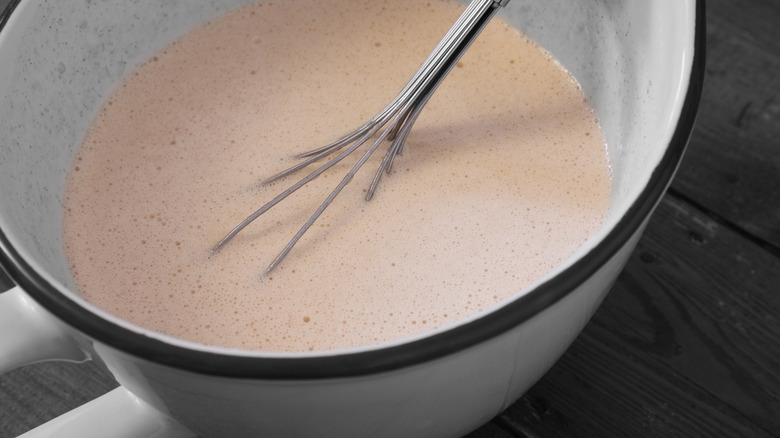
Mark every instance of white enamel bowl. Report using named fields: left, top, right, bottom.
left=0, top=0, right=705, bottom=437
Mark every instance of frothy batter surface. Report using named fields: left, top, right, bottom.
left=64, top=0, right=611, bottom=351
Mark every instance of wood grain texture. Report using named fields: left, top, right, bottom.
left=2, top=0, right=780, bottom=437
left=0, top=362, right=117, bottom=438
left=494, top=195, right=780, bottom=437
left=672, top=0, right=780, bottom=249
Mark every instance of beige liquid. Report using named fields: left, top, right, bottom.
left=64, top=0, right=611, bottom=352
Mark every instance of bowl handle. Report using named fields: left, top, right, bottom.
left=0, top=286, right=87, bottom=373
left=0, top=286, right=195, bottom=438
left=16, top=387, right=195, bottom=438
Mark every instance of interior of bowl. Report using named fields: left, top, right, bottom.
left=504, top=0, right=694, bottom=272
left=0, top=0, right=696, bottom=355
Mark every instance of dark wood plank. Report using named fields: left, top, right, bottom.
left=0, top=361, right=117, bottom=438
left=494, top=194, right=780, bottom=437
left=466, top=421, right=517, bottom=438
left=671, top=0, right=780, bottom=249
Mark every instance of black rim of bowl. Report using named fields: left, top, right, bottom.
left=0, top=0, right=706, bottom=379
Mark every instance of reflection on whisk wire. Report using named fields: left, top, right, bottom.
left=211, top=0, right=511, bottom=275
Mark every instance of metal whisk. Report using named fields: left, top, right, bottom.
left=211, top=0, right=511, bottom=274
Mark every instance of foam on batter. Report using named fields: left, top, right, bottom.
left=63, top=0, right=611, bottom=351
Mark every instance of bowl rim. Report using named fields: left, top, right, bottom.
left=0, top=0, right=706, bottom=379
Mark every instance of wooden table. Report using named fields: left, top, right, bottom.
left=1, top=0, right=778, bottom=436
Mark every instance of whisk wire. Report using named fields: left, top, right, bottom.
left=211, top=0, right=510, bottom=273
left=263, top=101, right=417, bottom=275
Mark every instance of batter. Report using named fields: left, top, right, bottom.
left=64, top=0, right=611, bottom=351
